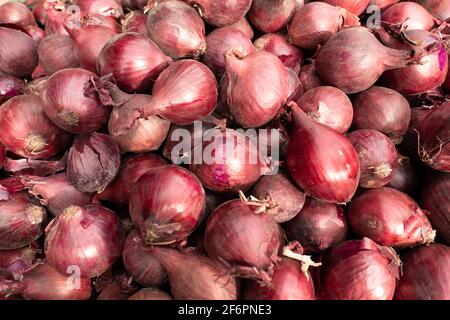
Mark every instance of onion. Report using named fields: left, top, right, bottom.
left=315, top=27, right=413, bottom=94
left=319, top=238, right=400, bottom=300
left=370, top=0, right=399, bottom=10
left=37, top=34, right=78, bottom=75
left=288, top=2, right=360, bottom=50
left=0, top=76, right=24, bottom=104
left=0, top=2, right=36, bottom=28
left=286, top=68, right=303, bottom=102
left=44, top=4, right=70, bottom=36
left=387, top=156, right=419, bottom=198
left=225, top=50, right=289, bottom=128
left=0, top=27, right=38, bottom=77
left=284, top=198, right=348, bottom=253
left=3, top=156, right=67, bottom=177
left=243, top=257, right=315, bottom=300
left=394, top=244, right=450, bottom=300
left=203, top=28, right=254, bottom=77
left=323, top=0, right=370, bottom=16
left=97, top=276, right=137, bottom=300
left=121, top=0, right=148, bottom=10
left=121, top=10, right=147, bottom=35
left=348, top=187, right=435, bottom=248
left=248, top=0, right=296, bottom=33
left=204, top=199, right=283, bottom=284
left=67, top=132, right=121, bottom=193
left=128, top=288, right=173, bottom=300
left=32, top=0, right=48, bottom=26
left=287, top=102, right=360, bottom=204
left=417, top=0, right=450, bottom=21
left=0, top=144, right=4, bottom=169
left=381, top=2, right=436, bottom=31
left=295, top=86, right=353, bottom=133
left=45, top=205, right=124, bottom=278
left=25, top=25, right=45, bottom=43
left=399, top=106, right=434, bottom=158
left=75, top=0, right=123, bottom=18
left=0, top=193, right=46, bottom=250
left=421, top=172, right=450, bottom=244
left=151, top=246, right=238, bottom=300
left=129, top=165, right=205, bottom=245
left=299, top=63, right=323, bottom=93
left=0, top=262, right=92, bottom=300
left=42, top=68, right=112, bottom=134
left=23, top=76, right=47, bottom=96
left=0, top=242, right=39, bottom=274
left=222, top=17, right=254, bottom=39
left=146, top=0, right=206, bottom=59
left=183, top=0, right=252, bottom=27
left=253, top=33, right=303, bottom=74
left=79, top=13, right=121, bottom=33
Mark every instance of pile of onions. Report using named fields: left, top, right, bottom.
left=183, top=0, right=252, bottom=27
left=395, top=244, right=450, bottom=300
left=0, top=242, right=39, bottom=274
left=323, top=0, right=370, bottom=15
left=319, top=238, right=400, bottom=300
left=299, top=63, right=323, bottom=92
left=0, top=76, right=24, bottom=104
left=37, top=34, right=78, bottom=75
left=348, top=187, right=435, bottom=248
left=128, top=288, right=173, bottom=300
left=284, top=198, right=348, bottom=253
left=44, top=205, right=124, bottom=278
left=248, top=0, right=296, bottom=33
left=287, top=102, right=360, bottom=204
left=67, top=132, right=121, bottom=193
left=0, top=2, right=36, bottom=28
left=418, top=0, right=450, bottom=21
left=75, top=0, right=123, bottom=18
left=121, top=10, right=147, bottom=35
left=352, top=86, right=411, bottom=144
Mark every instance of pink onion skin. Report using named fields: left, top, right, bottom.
left=323, top=0, right=370, bottom=15
left=128, top=288, right=173, bottom=300
left=183, top=0, right=252, bottom=27
left=203, top=28, right=254, bottom=77
left=417, top=0, right=450, bottom=21
left=23, top=76, right=47, bottom=97
left=387, top=157, right=419, bottom=198
left=319, top=238, right=400, bottom=300
left=253, top=33, right=303, bottom=74
left=348, top=187, right=435, bottom=248
left=151, top=246, right=238, bottom=300
left=381, top=2, right=435, bottom=31
left=32, top=1, right=47, bottom=26
left=129, top=165, right=206, bottom=245
left=0, top=2, right=36, bottom=28
left=67, top=132, right=121, bottom=193
left=299, top=63, right=323, bottom=93
left=79, top=14, right=121, bottom=33
left=0, top=193, right=46, bottom=250
left=0, top=94, right=72, bottom=160
left=44, top=5, right=71, bottom=36
left=121, top=10, right=147, bottom=35
left=370, top=0, right=399, bottom=10
left=284, top=198, right=348, bottom=254
left=243, top=257, right=315, bottom=300
left=38, top=34, right=78, bottom=75
left=0, top=76, right=24, bottom=104
left=421, top=172, right=450, bottom=244
left=75, top=0, right=123, bottom=18
left=296, top=86, right=353, bottom=133
left=98, top=153, right=167, bottom=209
left=0, top=27, right=38, bottom=78
left=394, top=244, right=450, bottom=300
left=26, top=25, right=45, bottom=43
left=98, top=33, right=172, bottom=92
left=204, top=199, right=283, bottom=284
left=315, top=27, right=413, bottom=94
left=288, top=2, right=360, bottom=50
left=0, top=243, right=39, bottom=275
left=251, top=172, right=306, bottom=223
left=122, top=230, right=167, bottom=287
left=222, top=17, right=254, bottom=39
left=225, top=50, right=289, bottom=128
left=45, top=205, right=124, bottom=278
left=42, top=68, right=111, bottom=134
left=287, top=102, right=360, bottom=204
left=248, top=0, right=296, bottom=33
left=352, top=86, right=411, bottom=144
left=146, top=0, right=206, bottom=59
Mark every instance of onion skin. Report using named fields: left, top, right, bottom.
left=183, top=0, right=252, bottom=27
left=399, top=106, right=434, bottom=159
left=287, top=102, right=360, bottom=204
left=417, top=0, right=450, bottom=21
left=97, top=281, right=132, bottom=300
left=45, top=205, right=124, bottom=278
left=0, top=243, right=39, bottom=275
left=151, top=246, right=238, bottom=300
left=286, top=68, right=303, bottom=102
left=299, top=63, right=323, bottom=92
left=38, top=35, right=78, bottom=75
left=44, top=4, right=70, bottom=36
left=146, top=0, right=206, bottom=59
left=75, top=0, right=123, bottom=18
left=243, top=258, right=315, bottom=300
left=248, top=0, right=296, bottom=33
left=395, top=244, right=450, bottom=300
left=0, top=76, right=24, bottom=104
left=370, top=0, right=399, bottom=10
left=387, top=157, right=419, bottom=198
left=323, top=0, right=370, bottom=15
left=122, top=0, right=148, bottom=10
left=128, top=288, right=173, bottom=300
left=121, top=10, right=147, bottom=35
left=320, top=238, right=400, bottom=300
left=284, top=198, right=348, bottom=254
left=0, top=143, right=4, bottom=169
left=381, top=2, right=436, bottom=31
left=98, top=33, right=172, bottom=92
left=0, top=2, right=36, bottom=28
left=222, top=17, right=254, bottom=39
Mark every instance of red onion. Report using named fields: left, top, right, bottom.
left=0, top=2, right=36, bottom=28
left=75, top=0, right=123, bottom=18
left=37, top=34, right=78, bottom=75
left=319, top=238, right=400, bottom=300
left=128, top=288, right=173, bottom=300
left=67, top=132, right=121, bottom=193
left=25, top=25, right=45, bottom=43
left=0, top=76, right=24, bottom=104
left=97, top=279, right=135, bottom=300
left=323, top=0, right=370, bottom=16
left=0, top=193, right=46, bottom=250
left=352, top=86, right=411, bottom=144
left=0, top=27, right=38, bottom=77
left=299, top=63, right=323, bottom=93
left=32, top=0, right=48, bottom=26
left=0, top=262, right=92, bottom=300
left=288, top=2, right=360, bottom=50
left=399, top=106, right=434, bottom=158
left=394, top=244, right=450, bottom=300
left=44, top=4, right=71, bottom=36
left=23, top=76, right=47, bottom=96
left=315, top=27, right=413, bottom=94
left=183, top=0, right=252, bottom=27
left=0, top=176, right=25, bottom=201
left=79, top=13, right=121, bottom=33
left=204, top=199, right=283, bottom=284
left=248, top=0, right=296, bottom=33
left=42, top=68, right=112, bottom=134
left=0, top=94, right=72, bottom=160
left=348, top=187, right=435, bottom=248
left=122, top=0, right=148, bottom=10
left=45, top=205, right=124, bottom=278
left=151, top=246, right=237, bottom=300
left=0, top=243, right=39, bottom=275
left=222, top=17, right=254, bottom=39
left=129, top=165, right=205, bottom=245
left=0, top=143, right=4, bottom=169
left=370, top=0, right=399, bottom=10
left=121, top=10, right=147, bottom=35
left=203, top=28, right=254, bottom=77
left=225, top=50, right=289, bottom=128
left=284, top=198, right=348, bottom=253
left=3, top=155, right=67, bottom=177
left=146, top=0, right=206, bottom=59
left=286, top=68, right=303, bottom=102
left=287, top=102, right=360, bottom=204
left=417, top=0, right=450, bottom=21
left=387, top=156, right=419, bottom=198
left=253, top=33, right=303, bottom=74
left=421, top=172, right=450, bottom=244
left=381, top=2, right=436, bottom=31
left=243, top=257, right=315, bottom=300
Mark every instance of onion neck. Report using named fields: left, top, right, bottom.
left=224, top=48, right=248, bottom=74
left=383, top=47, right=415, bottom=70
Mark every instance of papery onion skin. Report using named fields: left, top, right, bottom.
left=184, top=0, right=252, bottom=27
left=417, top=0, right=450, bottom=21
left=248, top=0, right=296, bottom=33
left=381, top=2, right=436, bottom=31
left=0, top=76, right=24, bottom=104
left=75, top=0, right=123, bottom=18
left=299, top=63, right=323, bottom=92
left=0, top=242, right=39, bottom=274
left=323, top=0, right=370, bottom=15
left=38, top=34, right=78, bottom=75
left=45, top=205, right=124, bottom=278
left=121, top=10, right=147, bottom=35
left=284, top=198, right=348, bottom=254
left=128, top=288, right=173, bottom=300
left=222, top=17, right=254, bottom=39
left=394, top=244, right=450, bottom=300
